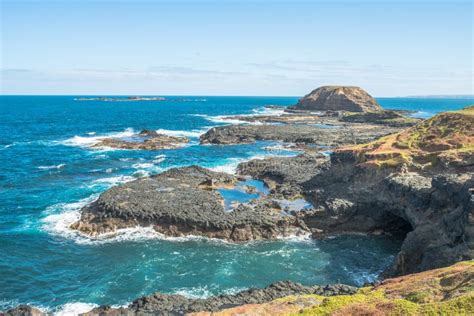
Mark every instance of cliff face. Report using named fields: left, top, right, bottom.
left=293, top=86, right=382, bottom=112
left=302, top=106, right=474, bottom=276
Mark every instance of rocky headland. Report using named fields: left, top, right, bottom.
left=92, top=129, right=190, bottom=150
left=238, top=106, right=474, bottom=277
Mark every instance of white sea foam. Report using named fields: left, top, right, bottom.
left=1, top=143, right=14, bottom=149
left=91, top=175, right=135, bottom=186
left=37, top=163, right=66, bottom=170
left=193, top=106, right=286, bottom=126
left=132, top=162, right=154, bottom=169
left=252, top=106, right=286, bottom=116
left=152, top=154, right=166, bottom=164
left=209, top=155, right=267, bottom=174
left=173, top=286, right=248, bottom=299
left=54, top=302, right=98, bottom=316
left=61, top=128, right=136, bottom=148
left=155, top=128, right=207, bottom=138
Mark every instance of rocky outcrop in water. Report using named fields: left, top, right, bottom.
left=292, top=86, right=382, bottom=112
left=200, top=124, right=400, bottom=145
left=70, top=166, right=308, bottom=241
left=81, top=281, right=356, bottom=315
left=93, top=130, right=189, bottom=150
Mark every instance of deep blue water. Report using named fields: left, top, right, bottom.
left=0, top=96, right=472, bottom=314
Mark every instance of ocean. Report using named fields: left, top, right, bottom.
left=0, top=96, right=472, bottom=314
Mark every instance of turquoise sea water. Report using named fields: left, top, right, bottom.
left=0, top=96, right=472, bottom=313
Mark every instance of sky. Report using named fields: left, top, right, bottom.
left=0, top=0, right=472, bottom=96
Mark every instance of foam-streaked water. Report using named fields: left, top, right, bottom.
left=1, top=96, right=472, bottom=313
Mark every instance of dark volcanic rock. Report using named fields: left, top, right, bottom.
left=238, top=152, right=330, bottom=198
left=301, top=151, right=473, bottom=276
left=292, top=86, right=382, bottom=112
left=81, top=281, right=357, bottom=315
left=200, top=124, right=400, bottom=145
left=70, top=166, right=308, bottom=241
left=93, top=132, right=189, bottom=150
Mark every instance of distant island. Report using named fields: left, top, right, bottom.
left=74, top=96, right=166, bottom=101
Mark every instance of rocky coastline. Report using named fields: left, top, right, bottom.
left=4, top=86, right=473, bottom=315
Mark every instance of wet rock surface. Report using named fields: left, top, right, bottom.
left=81, top=281, right=356, bottom=316
left=70, top=166, right=309, bottom=241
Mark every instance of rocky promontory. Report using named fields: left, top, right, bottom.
left=238, top=106, right=474, bottom=276
left=70, top=166, right=309, bottom=241
left=292, top=85, right=382, bottom=112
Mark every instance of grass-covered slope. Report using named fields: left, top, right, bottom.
left=190, top=261, right=474, bottom=315
left=336, top=105, right=474, bottom=169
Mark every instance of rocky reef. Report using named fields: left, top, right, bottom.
left=92, top=129, right=189, bottom=150
left=70, top=166, right=309, bottom=241
left=291, top=85, right=382, bottom=112
left=200, top=124, right=401, bottom=145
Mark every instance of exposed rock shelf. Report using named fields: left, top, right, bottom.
left=70, top=166, right=309, bottom=241
left=200, top=124, right=401, bottom=145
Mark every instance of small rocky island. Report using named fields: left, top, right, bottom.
left=292, top=85, right=382, bottom=112
left=93, top=129, right=190, bottom=150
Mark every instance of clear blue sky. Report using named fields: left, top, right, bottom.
left=1, top=0, right=472, bottom=96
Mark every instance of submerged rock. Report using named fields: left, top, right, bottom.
left=70, top=166, right=308, bottom=241
left=292, top=85, right=382, bottom=112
